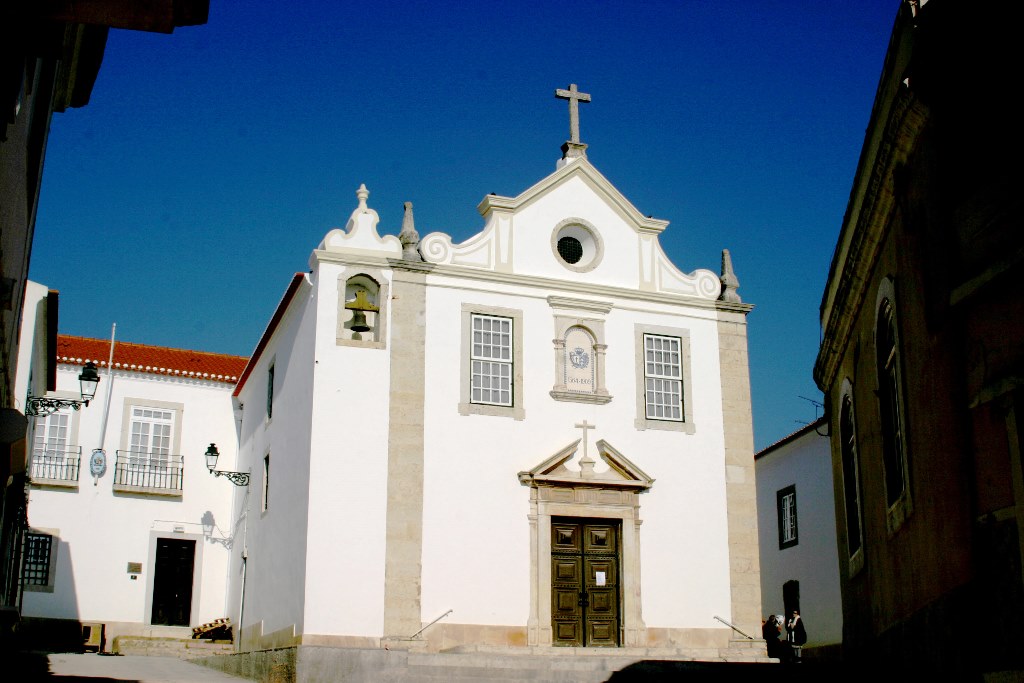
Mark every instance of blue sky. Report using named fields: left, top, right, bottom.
left=30, top=0, right=898, bottom=450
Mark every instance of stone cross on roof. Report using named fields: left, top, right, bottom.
left=555, top=83, right=591, bottom=145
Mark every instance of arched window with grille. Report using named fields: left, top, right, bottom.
left=875, top=280, right=912, bottom=532
left=839, top=385, right=864, bottom=574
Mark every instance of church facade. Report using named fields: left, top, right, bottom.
left=230, top=132, right=760, bottom=654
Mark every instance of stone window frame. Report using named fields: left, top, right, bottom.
left=23, top=527, right=59, bottom=593
left=28, top=407, right=83, bottom=488
left=634, top=323, right=695, bottom=433
left=336, top=268, right=390, bottom=350
left=550, top=217, right=605, bottom=273
left=142, top=529, right=204, bottom=627
left=115, top=398, right=185, bottom=497
left=549, top=314, right=611, bottom=405
left=777, top=484, right=798, bottom=550
left=839, top=378, right=865, bottom=577
left=459, top=303, right=524, bottom=420
left=526, top=491, right=647, bottom=648
left=874, top=277, right=912, bottom=535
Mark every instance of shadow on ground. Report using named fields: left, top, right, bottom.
left=9, top=652, right=136, bottom=682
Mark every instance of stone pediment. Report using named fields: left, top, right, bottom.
left=475, top=158, right=670, bottom=235
left=518, top=438, right=654, bottom=492
left=418, top=157, right=721, bottom=299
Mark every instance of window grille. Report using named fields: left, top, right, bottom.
left=840, top=394, right=863, bottom=556
left=130, top=407, right=173, bottom=470
left=877, top=299, right=907, bottom=508
left=470, top=314, right=513, bottom=406
left=23, top=533, right=52, bottom=586
left=643, top=334, right=683, bottom=421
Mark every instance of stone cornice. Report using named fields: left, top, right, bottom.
left=814, top=88, right=929, bottom=391
left=428, top=261, right=753, bottom=314
left=546, top=295, right=614, bottom=314
left=315, top=247, right=755, bottom=315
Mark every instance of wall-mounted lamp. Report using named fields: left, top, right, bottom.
left=26, top=362, right=101, bottom=417
left=205, top=443, right=249, bottom=487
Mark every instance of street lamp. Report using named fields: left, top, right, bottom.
left=204, top=443, right=249, bottom=486
left=26, top=362, right=101, bottom=417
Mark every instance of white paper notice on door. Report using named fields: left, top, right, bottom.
left=595, top=571, right=606, bottom=586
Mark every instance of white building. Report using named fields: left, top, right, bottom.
left=755, top=417, right=842, bottom=652
left=229, top=139, right=761, bottom=655
left=19, top=107, right=763, bottom=663
left=16, top=284, right=247, bottom=647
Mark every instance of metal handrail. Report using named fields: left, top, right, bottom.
left=114, top=451, right=184, bottom=491
left=29, top=446, right=83, bottom=482
left=713, top=615, right=754, bottom=640
left=410, top=609, right=453, bottom=640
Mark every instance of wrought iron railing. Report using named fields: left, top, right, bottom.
left=114, top=451, right=184, bottom=492
left=29, top=446, right=82, bottom=482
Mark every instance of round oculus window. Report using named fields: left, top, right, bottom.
left=551, top=220, right=603, bottom=272
left=557, top=236, right=584, bottom=264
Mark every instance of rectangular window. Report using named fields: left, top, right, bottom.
left=470, top=314, right=513, bottom=407
left=23, top=533, right=53, bottom=587
left=262, top=453, right=270, bottom=512
left=643, top=334, right=683, bottom=421
left=130, top=407, right=174, bottom=470
left=267, top=364, right=275, bottom=419
left=115, top=403, right=182, bottom=493
left=777, top=485, right=798, bottom=549
left=30, top=411, right=80, bottom=482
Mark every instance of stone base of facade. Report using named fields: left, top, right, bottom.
left=198, top=641, right=775, bottom=683
left=238, top=622, right=750, bottom=655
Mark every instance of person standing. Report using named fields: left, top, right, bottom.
left=786, top=609, right=807, bottom=663
left=761, top=614, right=784, bottom=660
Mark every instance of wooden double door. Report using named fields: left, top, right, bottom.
left=551, top=518, right=621, bottom=647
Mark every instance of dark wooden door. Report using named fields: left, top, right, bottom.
left=551, top=518, right=620, bottom=647
left=151, top=538, right=195, bottom=626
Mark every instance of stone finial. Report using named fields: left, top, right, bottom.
left=399, top=201, right=422, bottom=262
left=356, top=183, right=369, bottom=210
left=719, top=249, right=741, bottom=303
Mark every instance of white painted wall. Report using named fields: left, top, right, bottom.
left=301, top=263, right=390, bottom=636
left=755, top=425, right=842, bottom=647
left=419, top=279, right=732, bottom=630
left=22, top=361, right=237, bottom=630
left=13, top=281, right=49, bottom=404
left=231, top=275, right=316, bottom=641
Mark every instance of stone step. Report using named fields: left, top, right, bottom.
left=406, top=649, right=775, bottom=682
left=112, top=635, right=235, bottom=660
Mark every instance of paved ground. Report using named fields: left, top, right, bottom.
left=14, top=653, right=250, bottom=682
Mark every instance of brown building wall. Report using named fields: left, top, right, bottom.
left=817, top=1, right=1024, bottom=672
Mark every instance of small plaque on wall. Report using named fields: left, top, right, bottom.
left=127, top=562, right=142, bottom=574
left=563, top=327, right=595, bottom=394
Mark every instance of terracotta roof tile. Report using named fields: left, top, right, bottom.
left=57, top=335, right=248, bottom=384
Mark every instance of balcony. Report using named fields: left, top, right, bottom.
left=29, top=446, right=82, bottom=487
left=113, top=451, right=184, bottom=496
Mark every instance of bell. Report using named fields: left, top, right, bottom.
left=350, top=309, right=370, bottom=333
